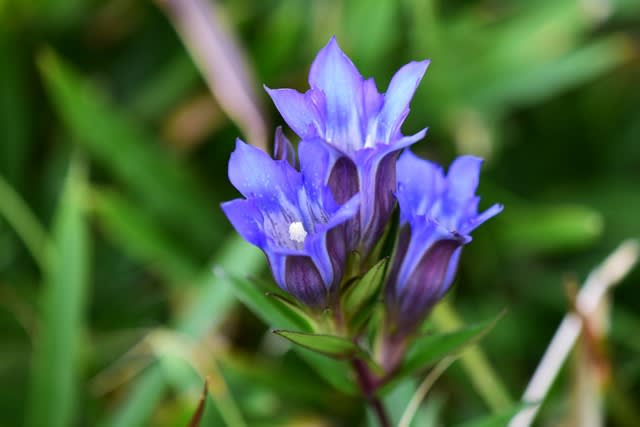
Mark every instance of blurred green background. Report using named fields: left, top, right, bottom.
left=1, top=0, right=639, bottom=426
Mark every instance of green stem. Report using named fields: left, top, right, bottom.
left=351, top=359, right=391, bottom=427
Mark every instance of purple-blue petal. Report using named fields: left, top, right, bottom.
left=265, top=87, right=322, bottom=139
left=397, top=238, right=462, bottom=330
left=284, top=256, right=329, bottom=306
left=461, top=203, right=504, bottom=234
left=396, top=149, right=445, bottom=222
left=308, top=37, right=364, bottom=147
left=273, top=126, right=296, bottom=166
left=446, top=155, right=483, bottom=201
left=377, top=60, right=430, bottom=143
left=298, top=139, right=332, bottom=200
left=220, top=198, right=264, bottom=248
left=228, top=139, right=301, bottom=205
left=327, top=156, right=359, bottom=205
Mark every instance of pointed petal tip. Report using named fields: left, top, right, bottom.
left=450, top=154, right=485, bottom=171
left=325, top=35, right=341, bottom=50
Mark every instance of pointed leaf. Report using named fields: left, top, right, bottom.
left=221, top=274, right=355, bottom=394
left=37, top=49, right=221, bottom=256
left=399, top=312, right=504, bottom=381
left=91, top=189, right=201, bottom=284
left=225, top=273, right=311, bottom=331
left=187, top=379, right=209, bottom=427
left=343, top=257, right=388, bottom=315
left=266, top=292, right=317, bottom=332
left=26, top=156, right=90, bottom=427
left=274, top=330, right=362, bottom=359
left=455, top=403, right=528, bottom=427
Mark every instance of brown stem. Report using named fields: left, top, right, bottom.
left=351, top=359, right=391, bottom=427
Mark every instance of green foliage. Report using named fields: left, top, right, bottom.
left=38, top=49, right=221, bottom=257
left=342, top=257, right=388, bottom=331
left=274, top=330, right=362, bottom=358
left=454, top=404, right=529, bottom=427
left=402, top=314, right=503, bottom=379
left=226, top=273, right=356, bottom=394
left=26, top=156, right=89, bottom=427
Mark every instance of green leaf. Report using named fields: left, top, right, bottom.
left=498, top=204, right=603, bottom=254
left=397, top=312, right=504, bottom=383
left=37, top=49, right=221, bottom=256
left=223, top=275, right=356, bottom=393
left=472, top=35, right=632, bottom=111
left=343, top=257, right=388, bottom=330
left=129, top=52, right=200, bottom=120
left=266, top=292, right=317, bottom=332
left=227, top=274, right=311, bottom=331
left=26, top=155, right=90, bottom=427
left=91, top=188, right=200, bottom=284
left=104, top=237, right=264, bottom=427
left=0, top=174, right=49, bottom=271
left=431, top=302, right=513, bottom=412
left=343, top=257, right=388, bottom=312
left=454, top=404, right=527, bottom=427
left=274, top=330, right=362, bottom=359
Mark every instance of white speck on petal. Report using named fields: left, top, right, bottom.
left=288, top=221, right=308, bottom=243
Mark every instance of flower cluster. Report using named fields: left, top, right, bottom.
left=222, top=37, right=502, bottom=370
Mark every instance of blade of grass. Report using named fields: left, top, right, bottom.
left=431, top=301, right=513, bottom=412
left=37, top=49, right=222, bottom=256
left=26, top=154, right=90, bottom=427
left=103, top=236, right=263, bottom=427
left=91, top=188, right=201, bottom=283
left=129, top=52, right=200, bottom=121
left=0, top=175, right=49, bottom=271
left=470, top=35, right=632, bottom=111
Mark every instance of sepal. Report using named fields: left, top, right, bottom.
left=274, top=330, right=363, bottom=359
left=379, top=312, right=504, bottom=393
left=341, top=257, right=388, bottom=332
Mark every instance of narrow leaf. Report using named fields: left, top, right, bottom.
left=91, top=188, right=200, bottom=283
left=455, top=404, right=528, bottom=427
left=187, top=379, right=209, bottom=427
left=105, top=237, right=264, bottom=427
left=266, top=292, right=317, bottom=332
left=274, top=330, right=361, bottom=359
left=399, top=312, right=504, bottom=380
left=26, top=156, right=90, bottom=427
left=37, top=49, right=221, bottom=255
left=343, top=257, right=388, bottom=314
left=227, top=274, right=310, bottom=331
left=499, top=204, right=603, bottom=254
left=343, top=258, right=388, bottom=331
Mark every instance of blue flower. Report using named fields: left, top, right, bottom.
left=221, top=139, right=360, bottom=307
left=265, top=37, right=429, bottom=258
left=385, top=150, right=503, bottom=334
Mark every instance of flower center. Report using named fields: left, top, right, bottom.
left=288, top=221, right=308, bottom=243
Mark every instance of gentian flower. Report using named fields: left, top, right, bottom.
left=385, top=150, right=503, bottom=337
left=221, top=139, right=360, bottom=307
left=265, top=37, right=430, bottom=258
